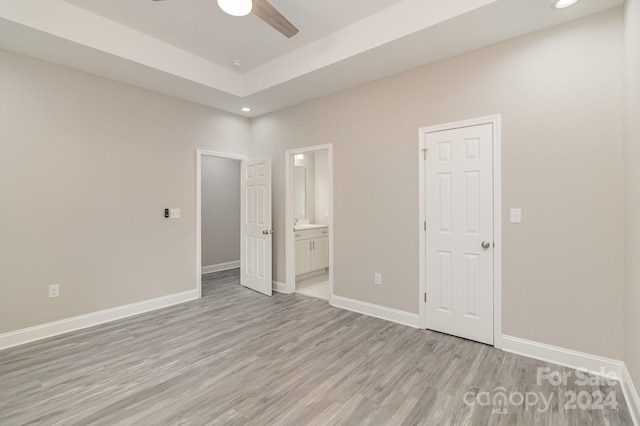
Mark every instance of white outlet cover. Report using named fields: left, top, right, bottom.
left=49, top=284, right=60, bottom=298
left=169, top=208, right=181, bottom=219
left=374, top=273, right=382, bottom=285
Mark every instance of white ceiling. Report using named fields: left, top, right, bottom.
left=60, top=0, right=406, bottom=72
left=0, top=0, right=624, bottom=117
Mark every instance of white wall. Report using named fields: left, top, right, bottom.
left=201, top=156, right=241, bottom=268
left=251, top=9, right=624, bottom=359
left=624, top=0, right=640, bottom=390
left=293, top=153, right=316, bottom=222
left=0, top=49, right=250, bottom=333
left=314, top=150, right=330, bottom=226
left=304, top=153, right=316, bottom=223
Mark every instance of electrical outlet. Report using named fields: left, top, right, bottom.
left=49, top=284, right=60, bottom=298
left=374, top=273, right=382, bottom=285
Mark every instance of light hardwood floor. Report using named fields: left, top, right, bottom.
left=0, top=269, right=633, bottom=425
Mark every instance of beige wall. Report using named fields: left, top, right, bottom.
left=251, top=9, right=624, bottom=359
left=624, top=0, right=640, bottom=389
left=201, top=156, right=241, bottom=267
left=0, top=49, right=250, bottom=333
left=0, top=7, right=629, bottom=365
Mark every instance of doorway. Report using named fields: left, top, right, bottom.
left=285, top=144, right=334, bottom=302
left=196, top=150, right=273, bottom=298
left=418, top=116, right=502, bottom=348
left=200, top=155, right=242, bottom=274
left=196, top=150, right=246, bottom=297
left=196, top=149, right=247, bottom=297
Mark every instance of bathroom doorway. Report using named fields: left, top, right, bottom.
left=285, top=144, right=333, bottom=302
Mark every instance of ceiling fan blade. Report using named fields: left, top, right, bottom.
left=252, top=0, right=299, bottom=38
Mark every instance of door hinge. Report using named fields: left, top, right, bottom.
left=422, top=148, right=428, bottom=160
left=424, top=292, right=427, bottom=303
left=424, top=221, right=427, bottom=231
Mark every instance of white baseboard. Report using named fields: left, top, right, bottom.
left=502, top=335, right=624, bottom=379
left=622, top=363, right=640, bottom=426
left=201, top=260, right=240, bottom=274
left=0, top=289, right=199, bottom=351
left=502, top=335, right=640, bottom=426
left=502, top=335, right=640, bottom=425
left=273, top=281, right=292, bottom=294
left=331, top=295, right=420, bottom=328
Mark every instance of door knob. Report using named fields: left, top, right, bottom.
left=481, top=241, right=491, bottom=249
left=263, top=230, right=272, bottom=235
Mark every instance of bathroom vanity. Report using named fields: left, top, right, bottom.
left=294, top=225, right=329, bottom=276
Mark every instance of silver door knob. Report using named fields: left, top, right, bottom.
left=481, top=241, right=491, bottom=249
left=262, top=230, right=269, bottom=235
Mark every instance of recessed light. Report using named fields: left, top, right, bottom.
left=241, top=107, right=251, bottom=112
left=553, top=0, right=579, bottom=9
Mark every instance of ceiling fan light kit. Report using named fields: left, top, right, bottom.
left=553, top=0, right=580, bottom=9
left=154, top=0, right=299, bottom=38
left=215, top=0, right=299, bottom=38
left=217, top=0, right=252, bottom=17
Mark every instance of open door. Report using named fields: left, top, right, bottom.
left=240, top=156, right=273, bottom=296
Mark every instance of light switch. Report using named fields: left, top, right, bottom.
left=374, top=273, right=382, bottom=285
left=169, top=208, right=181, bottom=219
left=510, top=208, right=522, bottom=223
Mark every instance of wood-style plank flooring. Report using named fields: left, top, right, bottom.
left=0, top=269, right=633, bottom=425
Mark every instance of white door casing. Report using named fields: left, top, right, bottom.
left=240, top=156, right=272, bottom=296
left=424, top=123, right=494, bottom=345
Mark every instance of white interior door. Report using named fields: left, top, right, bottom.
left=425, top=123, right=494, bottom=344
left=240, top=156, right=272, bottom=296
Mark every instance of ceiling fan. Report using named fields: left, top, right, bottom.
left=217, top=0, right=299, bottom=38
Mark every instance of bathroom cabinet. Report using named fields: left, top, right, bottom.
left=295, top=227, right=328, bottom=275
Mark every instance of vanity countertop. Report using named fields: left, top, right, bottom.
left=294, top=224, right=329, bottom=231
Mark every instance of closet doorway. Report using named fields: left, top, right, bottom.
left=195, top=150, right=246, bottom=297
left=285, top=144, right=334, bottom=302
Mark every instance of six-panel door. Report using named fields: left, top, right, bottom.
left=240, top=157, right=272, bottom=296
left=425, top=123, right=494, bottom=345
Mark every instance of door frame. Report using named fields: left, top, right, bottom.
left=418, top=115, right=503, bottom=349
left=284, top=144, right=334, bottom=301
left=195, top=149, right=248, bottom=298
